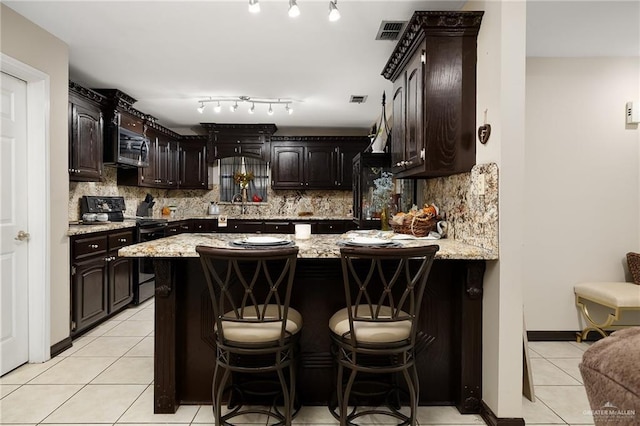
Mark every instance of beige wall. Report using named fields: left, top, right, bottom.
left=1, top=5, right=70, bottom=347
left=524, top=57, right=640, bottom=329
left=464, top=0, right=527, bottom=419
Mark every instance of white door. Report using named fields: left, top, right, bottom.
left=1, top=71, right=30, bottom=375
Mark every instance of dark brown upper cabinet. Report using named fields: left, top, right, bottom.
left=68, top=82, right=105, bottom=182
left=201, top=123, right=277, bottom=163
left=95, top=89, right=150, bottom=168
left=382, top=11, right=483, bottom=178
left=119, top=123, right=177, bottom=189
left=179, top=137, right=208, bottom=189
left=118, top=126, right=207, bottom=189
left=270, top=136, right=368, bottom=190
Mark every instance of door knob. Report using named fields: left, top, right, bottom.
left=15, top=230, right=30, bottom=241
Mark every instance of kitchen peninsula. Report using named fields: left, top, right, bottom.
left=119, top=232, right=497, bottom=415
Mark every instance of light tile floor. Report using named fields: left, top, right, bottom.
left=0, top=299, right=595, bottom=425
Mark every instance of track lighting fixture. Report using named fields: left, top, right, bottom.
left=196, top=96, right=298, bottom=116
left=248, top=0, right=260, bottom=13
left=288, top=0, right=300, bottom=18
left=244, top=0, right=339, bottom=20
left=328, top=0, right=340, bottom=22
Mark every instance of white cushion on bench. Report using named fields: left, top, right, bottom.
left=574, top=282, right=640, bottom=308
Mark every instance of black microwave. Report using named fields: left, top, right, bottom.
left=116, top=127, right=150, bottom=167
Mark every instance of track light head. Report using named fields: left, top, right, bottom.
left=328, top=0, right=340, bottom=21
left=248, top=0, right=260, bottom=13
left=198, top=97, right=297, bottom=116
left=288, top=0, right=300, bottom=18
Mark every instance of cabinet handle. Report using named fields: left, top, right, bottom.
left=89, top=244, right=99, bottom=249
left=180, top=225, right=189, bottom=230
left=118, top=238, right=127, bottom=242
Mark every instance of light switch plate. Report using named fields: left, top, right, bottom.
left=626, top=101, right=640, bottom=124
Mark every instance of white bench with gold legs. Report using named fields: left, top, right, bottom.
left=574, top=252, right=640, bottom=342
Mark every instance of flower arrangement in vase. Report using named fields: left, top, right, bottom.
left=233, top=170, right=254, bottom=188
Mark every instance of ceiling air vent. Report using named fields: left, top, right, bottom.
left=349, top=95, right=367, bottom=104
left=375, top=21, right=407, bottom=41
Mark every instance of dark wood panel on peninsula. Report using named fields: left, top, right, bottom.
left=151, top=255, right=485, bottom=414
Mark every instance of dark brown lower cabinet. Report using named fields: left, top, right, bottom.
left=165, top=221, right=192, bottom=236
left=108, top=255, right=134, bottom=313
left=70, top=228, right=135, bottom=336
left=214, top=219, right=356, bottom=234
left=72, top=257, right=108, bottom=333
left=222, top=220, right=264, bottom=233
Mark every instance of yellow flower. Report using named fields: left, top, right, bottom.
left=233, top=171, right=254, bottom=187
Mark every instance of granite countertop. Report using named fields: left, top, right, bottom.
left=68, top=220, right=138, bottom=236
left=118, top=232, right=498, bottom=260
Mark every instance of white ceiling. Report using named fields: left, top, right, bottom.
left=5, top=0, right=639, bottom=134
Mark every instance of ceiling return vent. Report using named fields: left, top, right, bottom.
left=375, top=21, right=407, bottom=41
left=349, top=95, right=368, bottom=104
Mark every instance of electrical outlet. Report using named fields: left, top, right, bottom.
left=478, top=174, right=485, bottom=196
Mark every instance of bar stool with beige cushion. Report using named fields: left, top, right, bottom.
left=196, top=245, right=301, bottom=426
left=574, top=252, right=640, bottom=342
left=329, top=244, right=439, bottom=426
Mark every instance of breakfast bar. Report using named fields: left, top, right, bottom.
left=119, top=233, right=497, bottom=415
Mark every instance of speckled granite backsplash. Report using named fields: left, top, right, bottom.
left=69, top=167, right=353, bottom=221
left=420, top=163, right=498, bottom=253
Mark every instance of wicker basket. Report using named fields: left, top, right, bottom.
left=390, top=215, right=438, bottom=237
left=627, top=252, right=640, bottom=285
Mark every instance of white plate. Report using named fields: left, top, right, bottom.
left=345, top=237, right=394, bottom=247
left=241, top=236, right=289, bottom=245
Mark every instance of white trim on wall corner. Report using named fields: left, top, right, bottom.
left=1, top=53, right=51, bottom=363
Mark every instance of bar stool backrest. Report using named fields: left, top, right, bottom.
left=196, top=245, right=299, bottom=347
left=339, top=245, right=439, bottom=347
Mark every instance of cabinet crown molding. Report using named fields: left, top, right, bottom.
left=271, top=135, right=369, bottom=143
left=381, top=11, right=484, bottom=81
left=69, top=81, right=106, bottom=104
left=146, top=120, right=181, bottom=139
left=200, top=123, right=278, bottom=135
